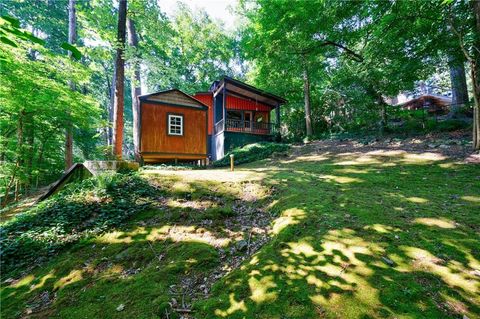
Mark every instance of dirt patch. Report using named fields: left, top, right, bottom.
left=166, top=200, right=274, bottom=318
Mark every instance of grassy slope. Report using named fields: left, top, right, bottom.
left=1, top=174, right=270, bottom=318
left=2, top=144, right=480, bottom=318
left=196, top=148, right=480, bottom=318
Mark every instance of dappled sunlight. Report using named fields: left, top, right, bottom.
left=214, top=293, right=248, bottom=317
left=166, top=198, right=217, bottom=210
left=414, top=217, right=456, bottom=229
left=330, top=149, right=447, bottom=166
left=364, top=223, right=402, bottom=234
left=248, top=274, right=277, bottom=303
left=461, top=195, right=480, bottom=203
left=272, top=208, right=306, bottom=234
left=280, top=154, right=330, bottom=164
left=386, top=192, right=430, bottom=205
left=334, top=168, right=371, bottom=174
left=334, top=153, right=383, bottom=166
left=406, top=196, right=429, bottom=204
left=29, top=271, right=56, bottom=292
left=142, top=168, right=264, bottom=183
left=319, top=174, right=363, bottom=184
left=53, top=269, right=83, bottom=290
left=95, top=224, right=236, bottom=248
left=9, top=275, right=35, bottom=289
left=401, top=152, right=446, bottom=163
left=402, top=246, right=479, bottom=293
left=96, top=228, right=149, bottom=244
left=147, top=225, right=233, bottom=248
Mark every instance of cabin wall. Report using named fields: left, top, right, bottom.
left=140, top=102, right=207, bottom=162
left=226, top=95, right=272, bottom=112
left=192, top=93, right=213, bottom=135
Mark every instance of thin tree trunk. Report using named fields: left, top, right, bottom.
left=472, top=0, right=480, bottom=150
left=302, top=58, right=313, bottom=137
left=108, top=66, right=116, bottom=146
left=112, top=0, right=127, bottom=159
left=127, top=18, right=141, bottom=160
left=447, top=54, right=469, bottom=117
left=65, top=0, right=76, bottom=170
left=26, top=114, right=34, bottom=193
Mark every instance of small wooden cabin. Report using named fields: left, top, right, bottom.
left=138, top=89, right=208, bottom=163
left=137, top=78, right=286, bottom=164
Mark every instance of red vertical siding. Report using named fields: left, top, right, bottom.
left=193, top=93, right=213, bottom=135
left=226, top=95, right=272, bottom=112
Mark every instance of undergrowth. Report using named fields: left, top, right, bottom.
left=213, top=142, right=290, bottom=167
left=0, top=173, right=159, bottom=277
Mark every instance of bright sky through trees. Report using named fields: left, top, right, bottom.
left=159, top=0, right=237, bottom=29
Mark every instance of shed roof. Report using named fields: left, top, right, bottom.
left=138, top=89, right=208, bottom=110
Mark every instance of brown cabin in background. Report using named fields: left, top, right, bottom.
left=138, top=89, right=208, bottom=163
left=398, top=94, right=451, bottom=115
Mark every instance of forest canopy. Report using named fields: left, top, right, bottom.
left=0, top=0, right=479, bottom=206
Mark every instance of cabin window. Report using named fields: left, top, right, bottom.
left=226, top=110, right=242, bottom=121
left=168, top=114, right=183, bottom=136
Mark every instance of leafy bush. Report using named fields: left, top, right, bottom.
left=0, top=173, right=159, bottom=276
left=213, top=142, right=290, bottom=167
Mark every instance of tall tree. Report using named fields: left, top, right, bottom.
left=65, top=0, right=76, bottom=170
left=447, top=54, right=469, bottom=117
left=447, top=0, right=480, bottom=150
left=127, top=17, right=141, bottom=159
left=112, top=0, right=127, bottom=159
left=302, top=57, right=313, bottom=137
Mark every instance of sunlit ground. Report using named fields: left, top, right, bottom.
left=196, top=148, right=480, bottom=318
left=1, top=145, right=479, bottom=318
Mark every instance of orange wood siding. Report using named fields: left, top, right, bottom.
left=193, top=93, right=213, bottom=135
left=140, top=102, right=207, bottom=160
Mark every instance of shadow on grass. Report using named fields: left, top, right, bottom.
left=196, top=150, right=480, bottom=318
left=0, top=173, right=269, bottom=318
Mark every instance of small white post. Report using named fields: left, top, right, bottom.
left=230, top=154, right=234, bottom=172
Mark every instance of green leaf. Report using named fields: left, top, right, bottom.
left=61, top=42, right=82, bottom=60
left=0, top=15, right=21, bottom=28
left=23, top=32, right=45, bottom=45
left=0, top=36, right=17, bottom=47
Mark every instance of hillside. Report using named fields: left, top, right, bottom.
left=1, top=136, right=480, bottom=319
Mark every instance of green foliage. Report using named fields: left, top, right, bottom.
left=0, top=173, right=157, bottom=276
left=213, top=142, right=290, bottom=167
left=239, top=0, right=473, bottom=139
left=0, top=36, right=100, bottom=201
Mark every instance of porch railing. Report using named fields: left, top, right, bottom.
left=227, top=119, right=274, bottom=135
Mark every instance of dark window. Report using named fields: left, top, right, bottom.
left=227, top=110, right=242, bottom=120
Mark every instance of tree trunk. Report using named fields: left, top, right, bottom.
left=447, top=54, right=469, bottom=117
left=471, top=0, right=480, bottom=150
left=108, top=66, right=116, bottom=146
left=26, top=114, right=34, bottom=193
left=380, top=102, right=387, bottom=135
left=127, top=18, right=141, bottom=159
left=65, top=0, right=76, bottom=170
left=112, top=0, right=127, bottom=159
left=302, top=60, right=313, bottom=137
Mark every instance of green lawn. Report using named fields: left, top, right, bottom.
left=1, top=144, right=479, bottom=318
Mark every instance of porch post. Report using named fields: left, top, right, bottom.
left=222, top=84, right=226, bottom=131
left=275, top=103, right=281, bottom=130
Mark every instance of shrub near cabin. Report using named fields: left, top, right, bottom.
left=139, top=89, right=208, bottom=163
